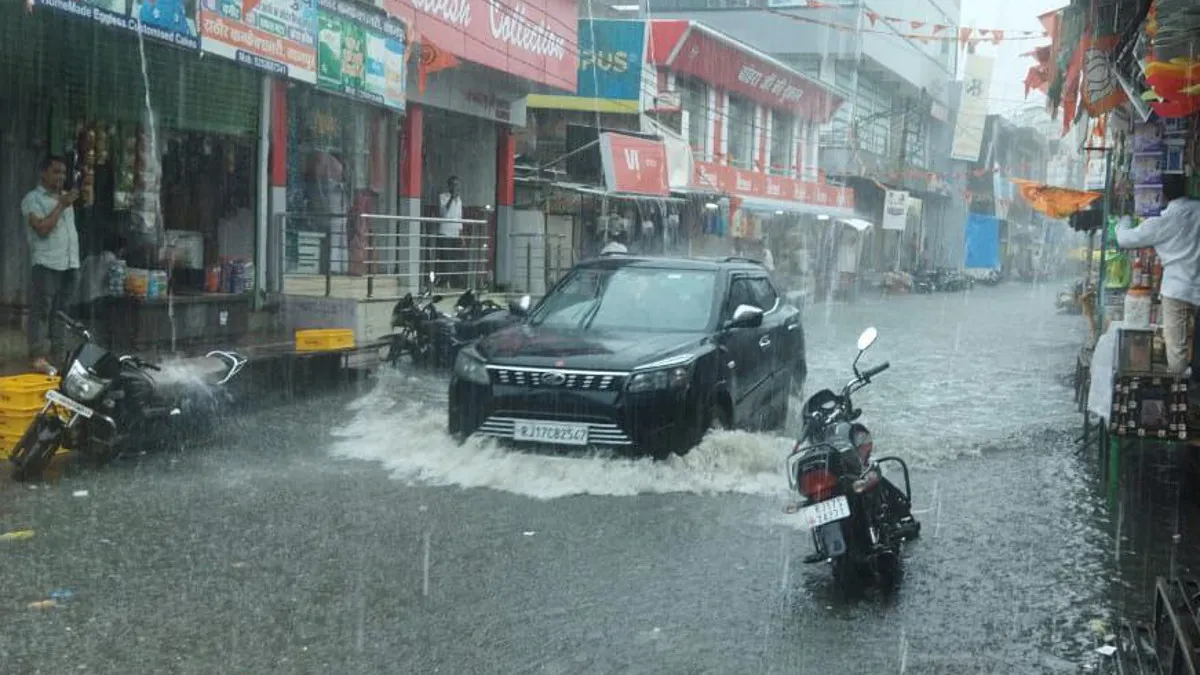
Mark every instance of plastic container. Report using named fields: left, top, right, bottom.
left=0, top=406, right=41, bottom=436
left=107, top=259, right=127, bottom=297
left=205, top=264, right=222, bottom=293
left=149, top=270, right=168, bottom=298
left=1124, top=286, right=1152, bottom=328
left=125, top=268, right=149, bottom=298
left=295, top=329, right=355, bottom=353
left=0, top=374, right=60, bottom=409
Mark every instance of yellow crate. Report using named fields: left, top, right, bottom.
left=0, top=406, right=41, bottom=436
left=0, top=374, right=59, bottom=410
left=295, top=328, right=355, bottom=353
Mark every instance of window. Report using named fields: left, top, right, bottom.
left=903, top=113, right=928, bottom=168
left=725, top=277, right=758, bottom=317
left=678, top=76, right=709, bottom=161
left=530, top=266, right=717, bottom=332
left=769, top=109, right=794, bottom=176
left=727, top=95, right=756, bottom=169
left=854, top=78, right=891, bottom=156
left=748, top=277, right=779, bottom=311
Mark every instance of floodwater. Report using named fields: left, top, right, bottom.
left=0, top=283, right=1184, bottom=674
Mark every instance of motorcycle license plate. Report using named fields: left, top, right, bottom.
left=46, top=390, right=93, bottom=419
left=798, top=495, right=851, bottom=529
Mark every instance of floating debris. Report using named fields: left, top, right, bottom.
left=72, top=490, right=88, bottom=498
left=27, top=600, right=56, bottom=610
left=0, top=529, right=35, bottom=542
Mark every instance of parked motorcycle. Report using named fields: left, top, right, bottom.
left=785, top=327, right=920, bottom=594
left=385, top=272, right=529, bottom=369
left=10, top=312, right=247, bottom=482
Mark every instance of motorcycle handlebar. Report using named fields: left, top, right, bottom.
left=862, top=362, right=890, bottom=379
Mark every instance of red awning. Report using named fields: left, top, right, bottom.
left=648, top=20, right=844, bottom=123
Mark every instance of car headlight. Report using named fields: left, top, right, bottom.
left=453, top=347, right=490, bottom=385
left=63, top=360, right=109, bottom=402
left=626, top=365, right=691, bottom=393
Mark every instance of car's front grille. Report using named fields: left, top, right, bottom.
left=488, top=367, right=624, bottom=391
left=476, top=416, right=634, bottom=446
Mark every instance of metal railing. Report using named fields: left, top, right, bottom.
left=269, top=212, right=492, bottom=298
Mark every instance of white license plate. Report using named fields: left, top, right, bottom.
left=513, top=420, right=589, bottom=446
left=797, top=495, right=851, bottom=529
left=46, top=390, right=93, bottom=419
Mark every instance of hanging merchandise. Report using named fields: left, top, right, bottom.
left=1142, top=58, right=1200, bottom=119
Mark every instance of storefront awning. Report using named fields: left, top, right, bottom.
left=737, top=196, right=855, bottom=219
left=523, top=178, right=685, bottom=203
left=838, top=218, right=874, bottom=232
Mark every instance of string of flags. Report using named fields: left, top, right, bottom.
left=765, top=6, right=1048, bottom=45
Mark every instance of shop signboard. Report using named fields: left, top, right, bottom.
left=951, top=54, right=994, bottom=162
left=316, top=0, right=407, bottom=112
left=692, top=161, right=854, bottom=211
left=882, top=190, right=908, bottom=230
left=648, top=20, right=843, bottom=124
left=599, top=132, right=669, bottom=196
left=407, top=66, right=527, bottom=126
left=381, top=0, right=578, bottom=91
left=526, top=19, right=646, bottom=113
left=199, top=0, right=320, bottom=83
left=32, top=0, right=200, bottom=48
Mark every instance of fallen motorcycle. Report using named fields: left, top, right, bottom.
left=785, top=327, right=920, bottom=594
left=10, top=312, right=247, bottom=482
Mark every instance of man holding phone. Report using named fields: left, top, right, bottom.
left=22, top=155, right=81, bottom=373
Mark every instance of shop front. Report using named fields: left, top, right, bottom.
left=381, top=0, right=579, bottom=292
left=0, top=3, right=264, bottom=352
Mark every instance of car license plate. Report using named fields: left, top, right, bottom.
left=46, top=390, right=93, bottom=419
left=513, top=420, right=589, bottom=446
left=797, top=495, right=851, bottom=529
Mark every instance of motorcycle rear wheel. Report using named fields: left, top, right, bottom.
left=10, top=414, right=65, bottom=482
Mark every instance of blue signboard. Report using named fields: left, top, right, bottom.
left=964, top=213, right=1001, bottom=269
left=528, top=19, right=645, bottom=112
left=33, top=0, right=200, bottom=49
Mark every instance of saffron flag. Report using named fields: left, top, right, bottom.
left=416, top=36, right=461, bottom=95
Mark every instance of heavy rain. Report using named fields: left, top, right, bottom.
left=2, top=0, right=1199, bottom=673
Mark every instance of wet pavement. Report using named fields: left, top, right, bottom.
left=0, top=283, right=1175, bottom=674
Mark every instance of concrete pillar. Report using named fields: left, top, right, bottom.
left=495, top=124, right=515, bottom=290
left=399, top=103, right=423, bottom=293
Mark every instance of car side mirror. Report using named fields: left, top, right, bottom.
left=509, top=294, right=532, bottom=316
left=725, top=304, right=764, bottom=329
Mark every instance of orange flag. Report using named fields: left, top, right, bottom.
left=417, top=37, right=461, bottom=95
left=1011, top=178, right=1102, bottom=218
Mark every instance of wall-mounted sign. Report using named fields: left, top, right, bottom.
left=527, top=19, right=646, bottom=113
left=692, top=161, right=854, bottom=211
left=407, top=66, right=528, bottom=126
left=382, top=0, right=579, bottom=91
left=600, top=132, right=669, bottom=196
left=882, top=189, right=909, bottom=230
left=33, top=0, right=200, bottom=48
left=199, top=0, right=319, bottom=83
left=317, top=0, right=406, bottom=111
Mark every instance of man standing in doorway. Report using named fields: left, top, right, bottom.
left=22, top=156, right=80, bottom=374
left=438, top=175, right=464, bottom=288
left=1114, top=174, right=1200, bottom=376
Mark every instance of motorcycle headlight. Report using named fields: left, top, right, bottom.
left=63, top=360, right=109, bottom=402
left=453, top=347, right=490, bottom=385
left=626, top=365, right=691, bottom=393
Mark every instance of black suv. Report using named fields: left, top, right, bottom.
left=448, top=255, right=806, bottom=459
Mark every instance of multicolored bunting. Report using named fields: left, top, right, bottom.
left=763, top=9, right=1049, bottom=45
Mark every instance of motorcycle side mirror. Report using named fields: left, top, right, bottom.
left=856, top=327, right=878, bottom=352
left=852, top=326, right=878, bottom=376
left=509, top=294, right=532, bottom=316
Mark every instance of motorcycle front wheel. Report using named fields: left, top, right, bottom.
left=10, top=413, right=66, bottom=482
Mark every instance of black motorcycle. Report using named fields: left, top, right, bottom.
left=785, top=327, right=920, bottom=594
left=9, top=312, right=247, bottom=482
left=385, top=273, right=529, bottom=369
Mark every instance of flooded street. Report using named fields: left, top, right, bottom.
left=1, top=284, right=1141, bottom=674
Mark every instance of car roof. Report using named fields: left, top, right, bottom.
left=576, top=254, right=767, bottom=273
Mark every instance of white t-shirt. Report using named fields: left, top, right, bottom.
left=439, top=193, right=463, bottom=237
left=601, top=241, right=628, bottom=254
left=1116, top=198, right=1200, bottom=305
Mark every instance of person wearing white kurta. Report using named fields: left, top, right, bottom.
left=1115, top=175, right=1200, bottom=375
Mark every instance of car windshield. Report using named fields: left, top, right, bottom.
left=529, top=266, right=716, bottom=332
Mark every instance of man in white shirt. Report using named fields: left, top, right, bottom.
left=1115, top=174, right=1200, bottom=375
left=438, top=175, right=463, bottom=288
left=22, top=155, right=80, bottom=373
